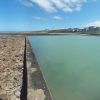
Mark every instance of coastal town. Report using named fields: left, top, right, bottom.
left=0, top=26, right=100, bottom=36
left=45, top=26, right=100, bottom=34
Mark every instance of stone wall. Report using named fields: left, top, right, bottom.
left=0, top=36, right=25, bottom=100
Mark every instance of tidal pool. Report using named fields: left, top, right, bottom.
left=29, top=35, right=100, bottom=100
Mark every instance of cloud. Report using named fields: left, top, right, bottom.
left=31, top=0, right=56, bottom=12
left=85, top=21, right=100, bottom=27
left=20, top=0, right=87, bottom=12
left=53, top=16, right=62, bottom=20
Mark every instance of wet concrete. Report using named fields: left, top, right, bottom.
left=26, top=38, right=53, bottom=100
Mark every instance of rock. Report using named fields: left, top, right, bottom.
left=31, top=68, right=37, bottom=73
left=14, top=91, right=20, bottom=98
left=28, top=89, right=45, bottom=100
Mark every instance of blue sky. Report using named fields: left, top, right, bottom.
left=0, top=0, right=100, bottom=31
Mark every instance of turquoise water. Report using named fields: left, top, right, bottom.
left=29, top=35, right=100, bottom=100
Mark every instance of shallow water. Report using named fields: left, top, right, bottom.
left=29, top=35, right=100, bottom=100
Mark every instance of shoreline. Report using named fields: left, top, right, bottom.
left=0, top=32, right=100, bottom=36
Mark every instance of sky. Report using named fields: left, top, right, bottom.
left=0, top=0, right=100, bottom=31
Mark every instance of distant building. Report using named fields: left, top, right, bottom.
left=83, top=26, right=100, bottom=32
left=96, top=27, right=100, bottom=31
left=73, top=28, right=80, bottom=32
left=88, top=26, right=97, bottom=31
left=67, top=28, right=73, bottom=32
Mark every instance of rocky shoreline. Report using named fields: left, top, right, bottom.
left=0, top=36, right=25, bottom=100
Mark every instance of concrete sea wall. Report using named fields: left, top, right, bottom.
left=0, top=35, right=52, bottom=100
left=26, top=38, right=53, bottom=100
